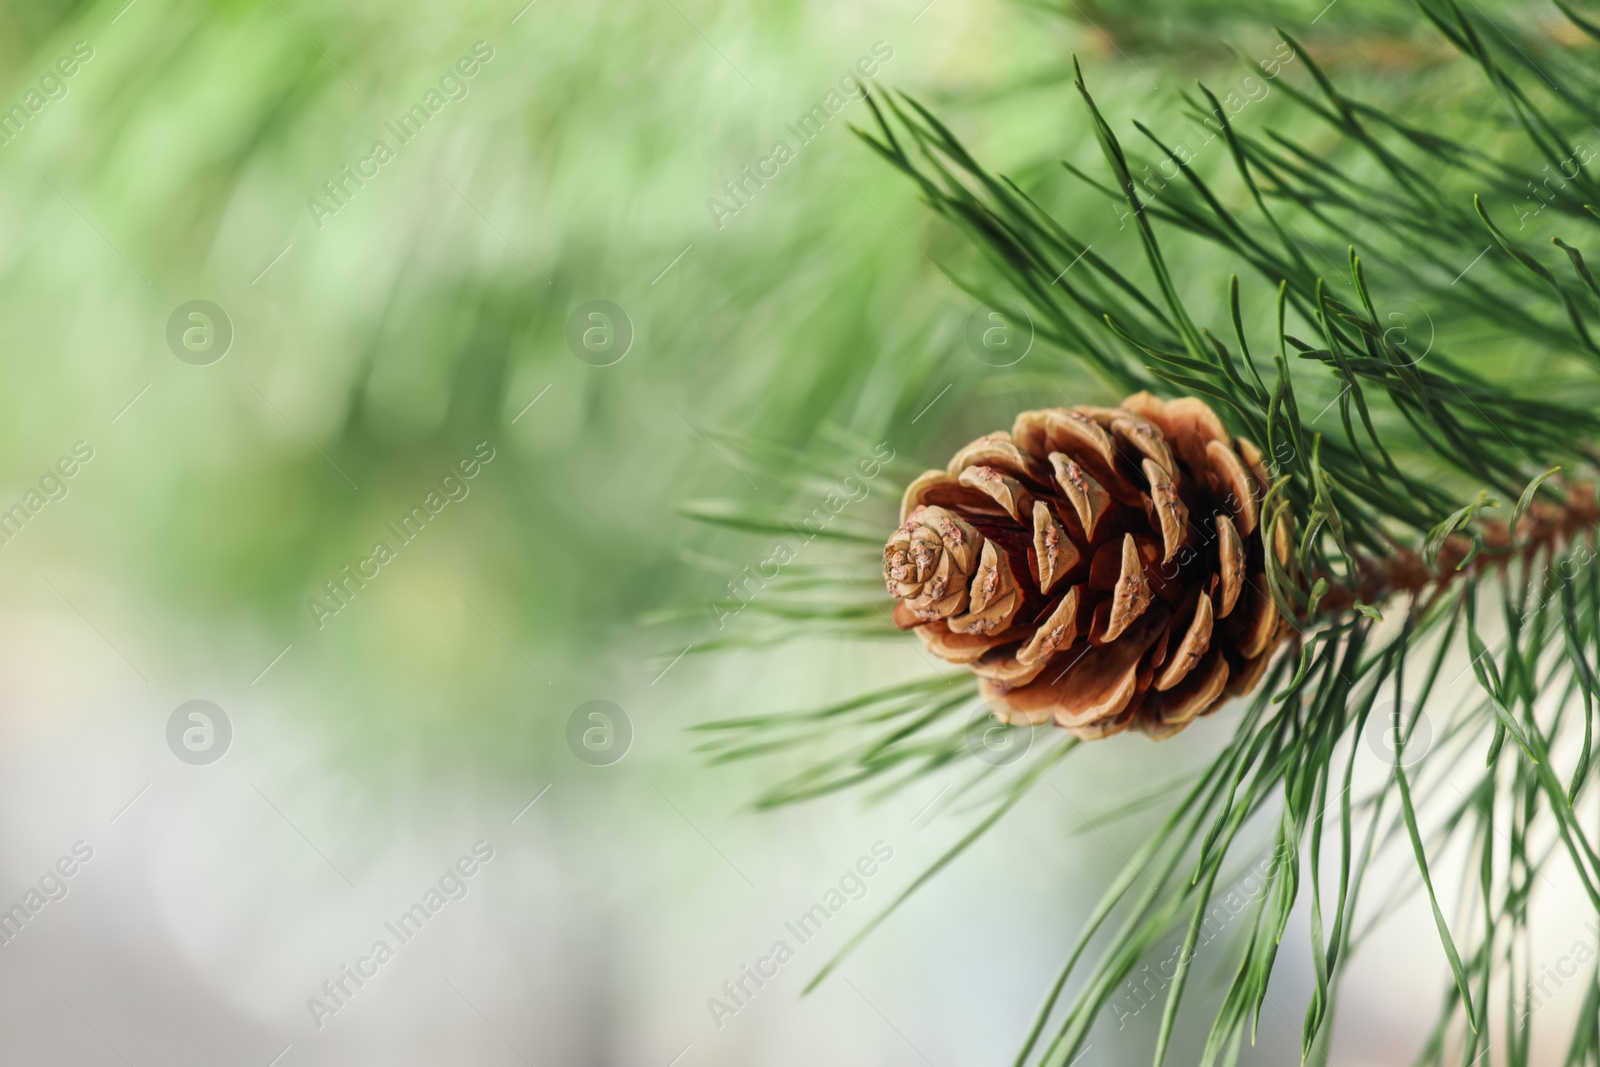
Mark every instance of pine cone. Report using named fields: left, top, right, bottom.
left=883, top=392, right=1292, bottom=740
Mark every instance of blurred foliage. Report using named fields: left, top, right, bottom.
left=8, top=0, right=1594, bottom=773
left=0, top=0, right=1076, bottom=773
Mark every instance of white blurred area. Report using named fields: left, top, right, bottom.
left=3, top=584, right=1594, bottom=1067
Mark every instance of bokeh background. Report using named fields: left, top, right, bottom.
left=1, top=0, right=1596, bottom=1063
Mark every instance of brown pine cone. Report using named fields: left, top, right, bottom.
left=883, top=392, right=1292, bottom=740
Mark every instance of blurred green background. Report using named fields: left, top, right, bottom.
left=1, top=0, right=1595, bottom=1064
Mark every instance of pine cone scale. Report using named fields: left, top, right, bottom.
left=1154, top=592, right=1213, bottom=691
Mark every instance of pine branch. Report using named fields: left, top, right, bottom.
left=690, top=6, right=1600, bottom=1066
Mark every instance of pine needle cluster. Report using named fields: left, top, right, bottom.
left=690, top=3, right=1600, bottom=1064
